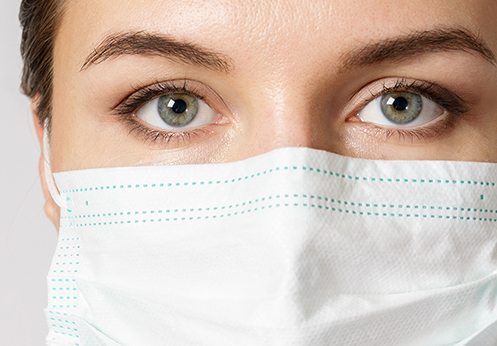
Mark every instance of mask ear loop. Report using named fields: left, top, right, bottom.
left=43, top=122, right=66, bottom=209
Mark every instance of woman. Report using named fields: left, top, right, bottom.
left=20, top=0, right=497, bottom=344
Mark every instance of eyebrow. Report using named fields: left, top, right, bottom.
left=340, top=27, right=496, bottom=71
left=81, top=31, right=233, bottom=73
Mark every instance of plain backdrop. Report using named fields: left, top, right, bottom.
left=0, top=0, right=58, bottom=344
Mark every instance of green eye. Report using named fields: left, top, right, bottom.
left=158, top=94, right=199, bottom=127
left=380, top=92, right=422, bottom=125
left=135, top=89, right=218, bottom=132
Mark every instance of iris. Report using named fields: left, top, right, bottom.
left=380, top=92, right=422, bottom=124
left=158, top=94, right=199, bottom=127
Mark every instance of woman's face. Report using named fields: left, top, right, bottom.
left=44, top=0, right=497, bottom=169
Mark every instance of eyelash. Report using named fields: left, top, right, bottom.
left=113, top=80, right=213, bottom=144
left=353, top=78, right=470, bottom=141
left=113, top=78, right=470, bottom=145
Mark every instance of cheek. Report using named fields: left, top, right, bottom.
left=339, top=120, right=497, bottom=162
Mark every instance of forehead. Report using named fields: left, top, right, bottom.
left=57, top=0, right=496, bottom=72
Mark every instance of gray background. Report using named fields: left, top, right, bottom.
left=1, top=0, right=58, bottom=344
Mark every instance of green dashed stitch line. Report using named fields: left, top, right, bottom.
left=61, top=193, right=496, bottom=227
left=62, top=193, right=496, bottom=221
left=61, top=165, right=497, bottom=193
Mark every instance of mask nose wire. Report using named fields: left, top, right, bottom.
left=43, top=122, right=66, bottom=208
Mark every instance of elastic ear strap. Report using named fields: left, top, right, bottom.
left=43, top=125, right=66, bottom=208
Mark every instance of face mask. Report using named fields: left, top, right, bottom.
left=43, top=142, right=497, bottom=345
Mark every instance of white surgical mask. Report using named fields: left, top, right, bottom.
left=44, top=145, right=497, bottom=346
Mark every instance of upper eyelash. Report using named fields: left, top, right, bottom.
left=113, top=80, right=207, bottom=116
left=365, top=78, right=470, bottom=116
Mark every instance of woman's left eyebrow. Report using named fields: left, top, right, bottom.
left=81, top=31, right=233, bottom=73
left=339, top=26, right=496, bottom=72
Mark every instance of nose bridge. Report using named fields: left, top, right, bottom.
left=246, top=86, right=331, bottom=156
left=222, top=0, right=344, bottom=159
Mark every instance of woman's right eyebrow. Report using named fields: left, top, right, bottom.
left=80, top=31, right=233, bottom=73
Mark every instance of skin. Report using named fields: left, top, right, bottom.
left=33, top=0, right=497, bottom=228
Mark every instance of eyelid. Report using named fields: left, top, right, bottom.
left=346, top=78, right=470, bottom=120
left=112, top=79, right=231, bottom=118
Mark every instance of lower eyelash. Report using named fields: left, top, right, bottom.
left=119, top=114, right=208, bottom=145
left=362, top=115, right=454, bottom=142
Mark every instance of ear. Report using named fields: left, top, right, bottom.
left=32, top=97, right=60, bottom=230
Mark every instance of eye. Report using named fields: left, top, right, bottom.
left=358, top=91, right=444, bottom=127
left=135, top=93, right=218, bottom=130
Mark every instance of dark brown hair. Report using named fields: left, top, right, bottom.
left=19, top=0, right=65, bottom=126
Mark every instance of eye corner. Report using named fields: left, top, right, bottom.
left=345, top=115, right=362, bottom=123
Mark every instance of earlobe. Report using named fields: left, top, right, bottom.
left=38, top=155, right=60, bottom=230
left=32, top=97, right=60, bottom=230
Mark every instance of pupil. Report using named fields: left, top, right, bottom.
left=393, top=97, right=408, bottom=111
left=171, top=99, right=187, bottom=114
